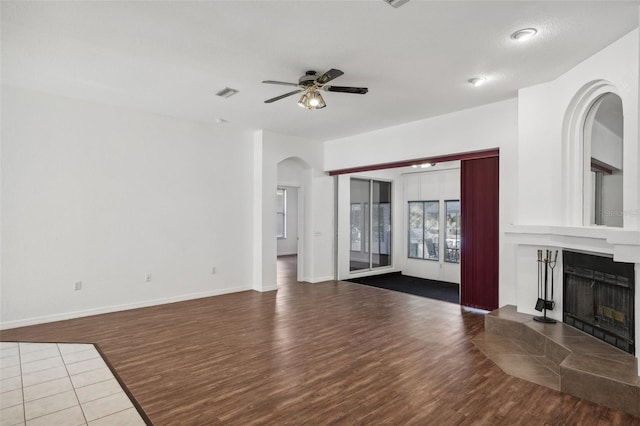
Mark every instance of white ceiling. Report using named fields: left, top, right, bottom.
left=2, top=1, right=638, bottom=142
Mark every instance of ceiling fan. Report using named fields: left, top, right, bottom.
left=262, top=69, right=368, bottom=110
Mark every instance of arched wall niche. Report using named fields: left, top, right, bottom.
left=562, top=80, right=623, bottom=227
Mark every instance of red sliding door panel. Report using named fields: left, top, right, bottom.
left=460, top=156, right=499, bottom=311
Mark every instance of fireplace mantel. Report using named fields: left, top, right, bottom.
left=504, top=225, right=640, bottom=263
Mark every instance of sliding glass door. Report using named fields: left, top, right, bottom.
left=350, top=178, right=391, bottom=272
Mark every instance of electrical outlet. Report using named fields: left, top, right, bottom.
left=211, top=267, right=216, bottom=274
left=74, top=281, right=82, bottom=291
left=145, top=273, right=152, bottom=282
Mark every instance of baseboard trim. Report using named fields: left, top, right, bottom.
left=0, top=285, right=253, bottom=330
left=305, top=276, right=335, bottom=283
left=255, top=284, right=278, bottom=292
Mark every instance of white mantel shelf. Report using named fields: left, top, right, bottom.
left=504, top=225, right=640, bottom=263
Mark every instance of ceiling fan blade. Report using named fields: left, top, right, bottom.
left=262, top=80, right=300, bottom=87
left=316, top=69, right=344, bottom=85
left=264, top=89, right=303, bottom=103
left=324, top=86, right=368, bottom=95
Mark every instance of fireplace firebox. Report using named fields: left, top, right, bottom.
left=563, top=250, right=635, bottom=354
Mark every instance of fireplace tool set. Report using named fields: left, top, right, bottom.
left=534, top=249, right=558, bottom=324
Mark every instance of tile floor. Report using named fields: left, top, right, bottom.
left=0, top=342, right=146, bottom=426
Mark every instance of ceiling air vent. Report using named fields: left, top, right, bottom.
left=216, top=87, right=239, bottom=98
left=384, top=0, right=410, bottom=8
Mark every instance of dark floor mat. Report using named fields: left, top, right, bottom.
left=346, top=272, right=459, bottom=304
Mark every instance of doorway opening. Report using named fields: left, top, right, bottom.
left=277, top=185, right=299, bottom=286
left=330, top=149, right=499, bottom=310
left=276, top=157, right=308, bottom=286
left=277, top=254, right=298, bottom=286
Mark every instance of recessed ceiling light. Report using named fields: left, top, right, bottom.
left=511, top=28, right=538, bottom=42
left=468, top=77, right=487, bottom=87
left=215, top=118, right=227, bottom=124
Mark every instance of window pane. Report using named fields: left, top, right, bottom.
left=276, top=189, right=285, bottom=213
left=276, top=213, right=285, bottom=238
left=408, top=202, right=424, bottom=259
left=372, top=180, right=391, bottom=268
left=350, top=178, right=391, bottom=271
left=364, top=202, right=370, bottom=253
left=408, top=201, right=438, bottom=260
left=424, top=201, right=439, bottom=260
left=445, top=200, right=460, bottom=263
left=276, top=188, right=286, bottom=239
left=350, top=179, right=370, bottom=271
left=350, top=204, right=362, bottom=251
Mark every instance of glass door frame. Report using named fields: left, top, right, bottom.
left=349, top=177, right=392, bottom=273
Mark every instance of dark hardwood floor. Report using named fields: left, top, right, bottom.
left=2, top=257, right=637, bottom=425
left=277, top=254, right=298, bottom=286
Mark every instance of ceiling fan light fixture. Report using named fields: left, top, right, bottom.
left=298, top=90, right=326, bottom=110
left=265, top=68, right=365, bottom=108
left=309, top=91, right=325, bottom=107
left=511, top=28, right=538, bottom=42
left=308, top=97, right=320, bottom=108
left=297, top=93, right=310, bottom=109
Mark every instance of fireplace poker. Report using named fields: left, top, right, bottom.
left=547, top=250, right=558, bottom=311
left=535, top=249, right=544, bottom=311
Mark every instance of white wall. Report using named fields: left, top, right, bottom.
left=517, top=28, right=639, bottom=230
left=402, top=164, right=461, bottom=283
left=326, top=99, right=519, bottom=305
left=591, top=120, right=623, bottom=171
left=602, top=173, right=624, bottom=227
left=1, top=86, right=255, bottom=328
left=254, top=130, right=334, bottom=291
left=325, top=99, right=517, bottom=173
left=510, top=27, right=640, bottom=372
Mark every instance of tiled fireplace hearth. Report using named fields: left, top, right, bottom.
left=505, top=225, right=640, bottom=374
left=478, top=306, right=640, bottom=416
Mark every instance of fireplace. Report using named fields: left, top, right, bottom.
left=563, top=250, right=635, bottom=354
